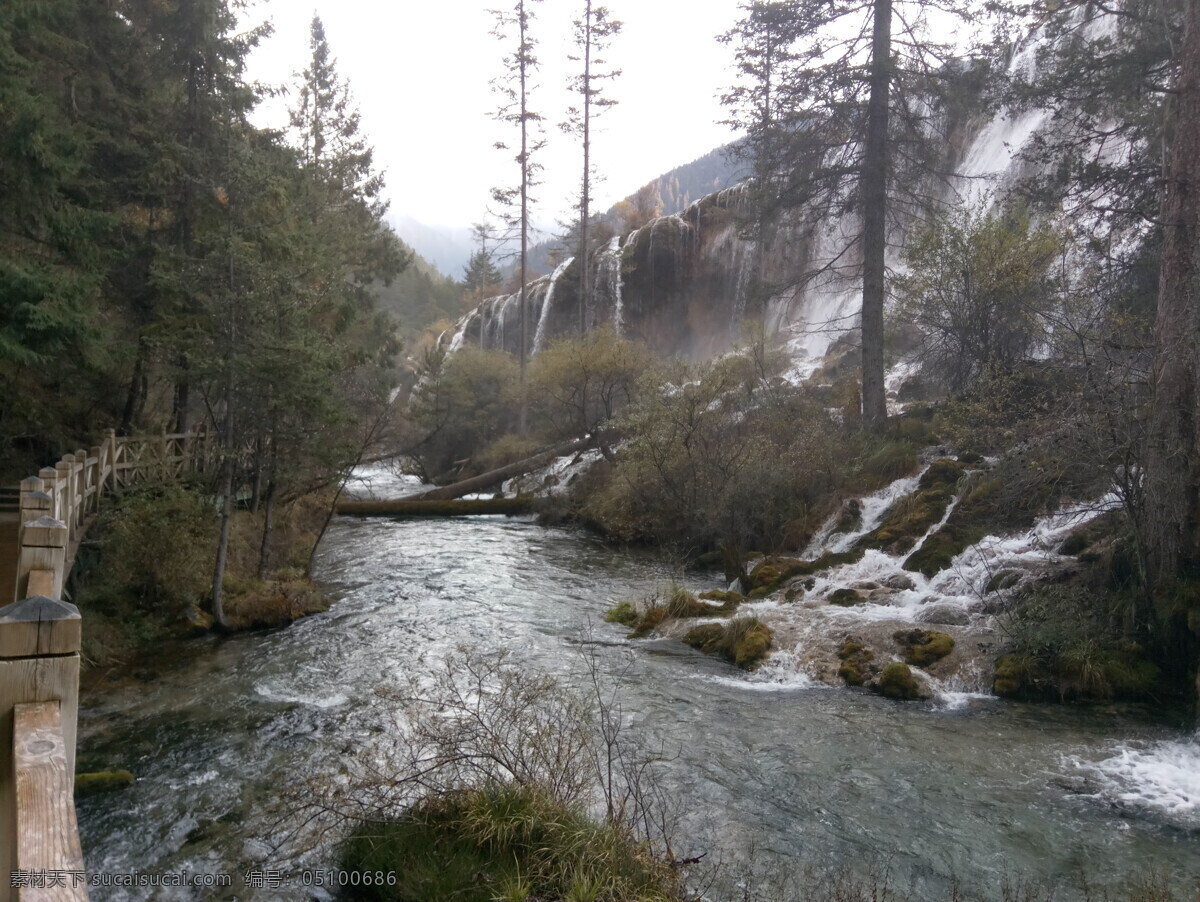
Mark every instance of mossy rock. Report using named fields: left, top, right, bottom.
left=830, top=499, right=864, bottom=536
left=604, top=600, right=639, bottom=626
left=993, top=654, right=1032, bottom=698
left=894, top=629, right=955, bottom=667
left=829, top=588, right=865, bottom=607
left=683, top=623, right=725, bottom=651
left=748, top=549, right=866, bottom=599
left=698, top=589, right=746, bottom=613
left=878, top=662, right=923, bottom=700
left=918, top=458, right=967, bottom=491
left=857, top=487, right=955, bottom=556
left=75, top=770, right=134, bottom=797
left=985, top=569, right=1022, bottom=593
left=837, top=637, right=876, bottom=686
left=748, top=556, right=806, bottom=591
left=683, top=618, right=773, bottom=670
left=627, top=585, right=730, bottom=637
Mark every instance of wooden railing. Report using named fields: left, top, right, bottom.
left=0, top=425, right=214, bottom=901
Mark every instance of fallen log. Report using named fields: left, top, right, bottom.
left=336, top=496, right=535, bottom=517
left=403, top=436, right=595, bottom=502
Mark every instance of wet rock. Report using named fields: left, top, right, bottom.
left=877, top=662, right=930, bottom=700
left=894, top=629, right=955, bottom=666
left=915, top=604, right=970, bottom=626
left=829, top=588, right=865, bottom=606
left=882, top=573, right=916, bottom=591
left=837, top=636, right=877, bottom=686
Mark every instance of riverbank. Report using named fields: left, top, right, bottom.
left=73, top=484, right=333, bottom=666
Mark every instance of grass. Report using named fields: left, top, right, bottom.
left=339, top=784, right=678, bottom=902
left=623, top=584, right=740, bottom=638
left=683, top=615, right=774, bottom=669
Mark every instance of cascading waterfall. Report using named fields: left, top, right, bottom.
left=532, top=257, right=574, bottom=354
left=596, top=236, right=624, bottom=334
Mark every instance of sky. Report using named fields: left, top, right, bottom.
left=243, top=0, right=743, bottom=229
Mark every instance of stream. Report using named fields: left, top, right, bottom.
left=75, top=492, right=1200, bottom=900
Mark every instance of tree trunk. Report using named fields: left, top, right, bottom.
left=860, top=0, right=892, bottom=429
left=579, top=0, right=592, bottom=336
left=1147, top=0, right=1200, bottom=582
left=518, top=0, right=530, bottom=438
left=211, top=451, right=233, bottom=630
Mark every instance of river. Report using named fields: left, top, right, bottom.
left=75, top=503, right=1200, bottom=900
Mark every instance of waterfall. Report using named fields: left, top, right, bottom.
left=596, top=236, right=624, bottom=334
left=532, top=257, right=574, bottom=354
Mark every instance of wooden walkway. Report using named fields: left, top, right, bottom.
left=0, top=428, right=214, bottom=901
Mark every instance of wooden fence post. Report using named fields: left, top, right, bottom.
left=72, top=453, right=86, bottom=529
left=88, top=446, right=102, bottom=513
left=103, top=430, right=117, bottom=493
left=0, top=596, right=84, bottom=901
left=53, top=463, right=71, bottom=551
left=14, top=520, right=67, bottom=605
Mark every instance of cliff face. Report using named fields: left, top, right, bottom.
left=441, top=27, right=1076, bottom=373
left=445, top=188, right=772, bottom=361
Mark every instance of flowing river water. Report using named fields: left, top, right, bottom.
left=75, top=485, right=1200, bottom=900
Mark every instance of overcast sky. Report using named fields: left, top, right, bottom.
left=244, top=0, right=743, bottom=228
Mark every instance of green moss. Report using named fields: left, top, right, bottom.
left=604, top=600, right=639, bottom=626
left=748, top=556, right=805, bottom=590
left=698, top=589, right=746, bottom=610
left=985, top=570, right=1022, bottom=593
left=75, top=770, right=134, bottom=797
left=829, top=588, right=864, bottom=607
left=993, top=654, right=1028, bottom=697
left=856, top=487, right=954, bottom=556
left=340, top=785, right=678, bottom=902
left=918, top=458, right=967, bottom=491
left=683, top=616, right=773, bottom=670
left=837, top=637, right=875, bottom=686
left=878, top=662, right=922, bottom=700
left=860, top=441, right=921, bottom=485
left=627, top=584, right=732, bottom=637
left=894, top=629, right=955, bottom=667
left=747, top=549, right=866, bottom=598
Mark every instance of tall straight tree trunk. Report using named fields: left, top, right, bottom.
left=579, top=0, right=592, bottom=335
left=1147, top=0, right=1200, bottom=583
left=518, top=0, right=530, bottom=437
left=860, top=0, right=892, bottom=429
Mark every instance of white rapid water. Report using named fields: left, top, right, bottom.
left=736, top=465, right=1126, bottom=700
left=596, top=236, right=624, bottom=334
left=532, top=257, right=574, bottom=354
left=1070, top=734, right=1200, bottom=829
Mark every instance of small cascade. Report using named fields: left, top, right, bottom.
left=1069, top=732, right=1200, bottom=829
left=731, top=467, right=1124, bottom=701
left=532, top=257, right=574, bottom=354
left=595, top=236, right=624, bottom=333
left=447, top=316, right=470, bottom=352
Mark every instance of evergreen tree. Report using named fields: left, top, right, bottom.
left=491, top=0, right=543, bottom=434
left=721, top=0, right=987, bottom=428
left=565, top=1, right=621, bottom=334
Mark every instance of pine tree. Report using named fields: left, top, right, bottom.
left=1146, top=0, right=1200, bottom=584
left=565, top=1, right=620, bottom=334
left=491, top=0, right=543, bottom=434
left=721, top=0, right=984, bottom=428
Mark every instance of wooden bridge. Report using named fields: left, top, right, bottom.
left=0, top=428, right=213, bottom=902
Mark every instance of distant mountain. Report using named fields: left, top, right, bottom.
left=387, top=215, right=475, bottom=279
left=524, top=144, right=746, bottom=271
left=630, top=144, right=747, bottom=217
